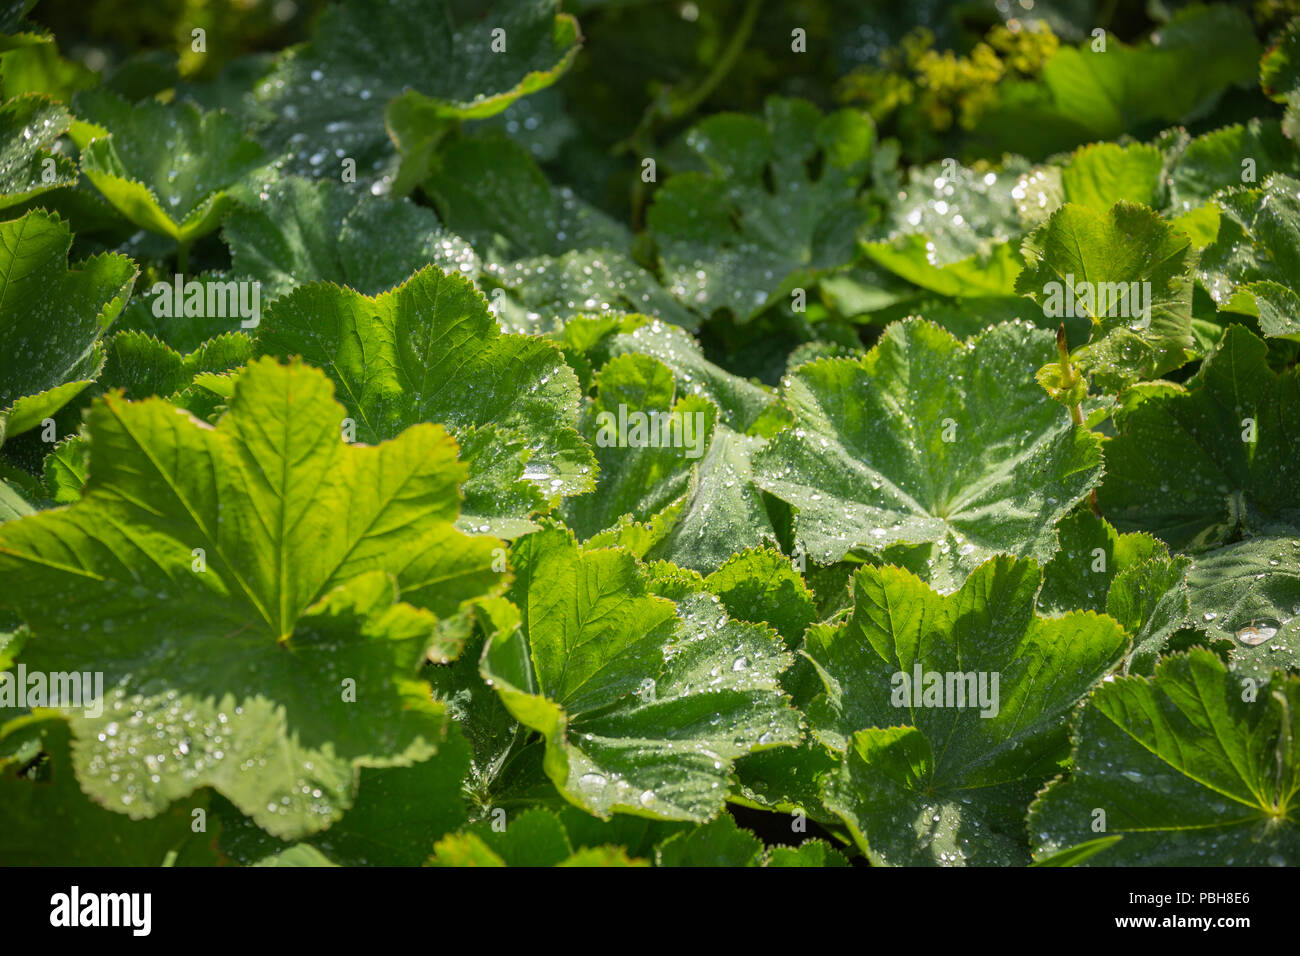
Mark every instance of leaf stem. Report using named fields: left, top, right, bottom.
left=668, top=0, right=761, bottom=122
left=177, top=238, right=191, bottom=275
left=1057, top=324, right=1101, bottom=516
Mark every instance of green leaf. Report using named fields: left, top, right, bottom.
left=424, top=134, right=696, bottom=332
left=1038, top=7, right=1259, bottom=142
left=0, top=93, right=76, bottom=208
left=1098, top=325, right=1300, bottom=549
left=1030, top=650, right=1299, bottom=865
left=99, top=329, right=253, bottom=401
left=0, top=357, right=503, bottom=838
left=864, top=158, right=1029, bottom=298
left=552, top=314, right=783, bottom=434
left=653, top=813, right=763, bottom=866
left=257, top=0, right=580, bottom=181
left=480, top=525, right=801, bottom=822
left=1198, top=174, right=1300, bottom=339
left=0, top=715, right=217, bottom=865
left=1060, top=142, right=1164, bottom=212
left=0, top=475, right=35, bottom=521
left=1184, top=534, right=1300, bottom=685
left=702, top=547, right=816, bottom=648
left=429, top=807, right=649, bottom=867
left=754, top=319, right=1103, bottom=593
left=222, top=175, right=478, bottom=303
left=42, top=434, right=85, bottom=504
left=648, top=98, right=877, bottom=322
left=1170, top=120, right=1300, bottom=209
left=1262, top=18, right=1300, bottom=141
left=0, top=209, right=135, bottom=442
left=1040, top=511, right=1191, bottom=674
left=216, top=722, right=471, bottom=866
left=258, top=266, right=593, bottom=537
left=560, top=351, right=784, bottom=574
left=73, top=90, right=266, bottom=243
left=1015, top=202, right=1195, bottom=390
left=814, top=557, right=1129, bottom=865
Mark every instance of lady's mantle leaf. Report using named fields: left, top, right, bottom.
left=1015, top=201, right=1195, bottom=391
left=1098, top=325, right=1300, bottom=550
left=1198, top=174, right=1300, bottom=339
left=1031, top=650, right=1299, bottom=865
left=814, top=557, right=1129, bottom=865
left=72, top=90, right=266, bottom=243
left=215, top=722, right=471, bottom=866
left=0, top=358, right=503, bottom=838
left=480, top=526, right=801, bottom=822
left=0, top=209, right=136, bottom=442
left=258, top=266, right=594, bottom=536
left=753, top=319, right=1103, bottom=593
left=863, top=157, right=1028, bottom=298
left=1183, top=534, right=1300, bottom=685
left=257, top=0, right=580, bottom=181
left=429, top=807, right=648, bottom=867
left=0, top=93, right=77, bottom=208
left=0, top=715, right=217, bottom=865
left=1039, top=511, right=1191, bottom=675
left=648, top=97, right=877, bottom=323
left=424, top=135, right=696, bottom=331
left=222, top=175, right=478, bottom=303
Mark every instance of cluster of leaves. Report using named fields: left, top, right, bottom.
left=1, top=0, right=1299, bottom=868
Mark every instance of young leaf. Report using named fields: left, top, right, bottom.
left=1040, top=511, right=1191, bottom=675
left=0, top=358, right=503, bottom=838
left=429, top=807, right=648, bottom=867
left=814, top=557, right=1129, bottom=865
left=0, top=209, right=136, bottom=443
left=1030, top=650, right=1299, bottom=865
left=1015, top=201, right=1195, bottom=390
left=753, top=319, right=1103, bottom=593
left=479, top=526, right=801, bottom=822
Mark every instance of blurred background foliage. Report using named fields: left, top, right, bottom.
left=15, top=0, right=1297, bottom=221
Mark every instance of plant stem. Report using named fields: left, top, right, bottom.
left=177, top=238, right=190, bottom=275
left=1057, top=324, right=1101, bottom=515
left=669, top=0, right=761, bottom=122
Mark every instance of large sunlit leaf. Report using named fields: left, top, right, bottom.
left=0, top=358, right=503, bottom=838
